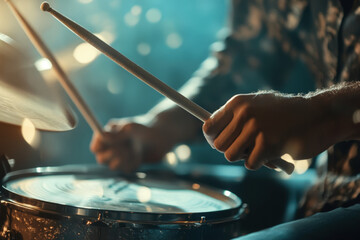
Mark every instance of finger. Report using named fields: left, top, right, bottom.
left=213, top=112, right=245, bottom=152
left=203, top=107, right=233, bottom=145
left=90, top=132, right=111, bottom=153
left=96, top=149, right=115, bottom=165
left=105, top=119, right=125, bottom=132
left=245, top=132, right=266, bottom=170
left=109, top=150, right=135, bottom=173
left=108, top=156, right=122, bottom=170
left=224, top=118, right=258, bottom=162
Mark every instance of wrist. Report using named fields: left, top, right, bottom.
left=310, top=89, right=357, bottom=143
left=148, top=107, right=202, bottom=146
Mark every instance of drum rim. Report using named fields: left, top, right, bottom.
left=0, top=165, right=243, bottom=223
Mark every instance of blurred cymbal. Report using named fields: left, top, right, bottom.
left=0, top=34, right=76, bottom=131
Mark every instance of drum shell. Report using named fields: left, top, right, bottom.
left=0, top=200, right=245, bottom=240
left=0, top=166, right=247, bottom=240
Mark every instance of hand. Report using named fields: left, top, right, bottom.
left=202, top=92, right=335, bottom=170
left=90, top=116, right=175, bottom=173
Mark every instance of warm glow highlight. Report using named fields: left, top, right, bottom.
left=136, top=186, right=151, bottom=203
left=166, top=33, right=183, bottom=49
left=192, top=183, right=200, bottom=190
left=34, top=58, right=52, bottom=71
left=281, top=153, right=311, bottom=175
left=166, top=152, right=178, bottom=166
left=21, top=118, right=40, bottom=147
left=73, top=43, right=99, bottom=64
left=175, top=144, right=191, bottom=162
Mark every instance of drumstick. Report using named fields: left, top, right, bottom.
left=40, top=2, right=210, bottom=122
left=40, top=2, right=294, bottom=175
left=5, top=0, right=104, bottom=136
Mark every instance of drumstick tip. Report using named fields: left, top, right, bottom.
left=40, top=2, right=51, bottom=12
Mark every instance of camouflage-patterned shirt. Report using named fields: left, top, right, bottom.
left=180, top=0, right=360, bottom=217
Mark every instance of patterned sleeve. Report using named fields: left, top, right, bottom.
left=178, top=0, right=305, bottom=113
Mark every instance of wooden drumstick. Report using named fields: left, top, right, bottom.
left=5, top=0, right=104, bottom=136
left=40, top=2, right=211, bottom=122
left=40, top=2, right=294, bottom=175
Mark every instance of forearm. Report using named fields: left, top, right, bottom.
left=147, top=98, right=203, bottom=145
left=308, top=81, right=360, bottom=143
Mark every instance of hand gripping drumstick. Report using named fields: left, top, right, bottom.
left=5, top=0, right=104, bottom=137
left=40, top=2, right=294, bottom=175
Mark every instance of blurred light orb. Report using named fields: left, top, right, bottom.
left=281, top=153, right=310, bottom=175
left=146, top=8, right=162, bottom=23
left=166, top=33, right=183, bottom=49
left=21, top=118, right=40, bottom=148
left=175, top=144, right=191, bottom=162
left=224, top=190, right=232, bottom=197
left=192, top=183, right=200, bottom=190
left=137, top=43, right=151, bottom=56
left=35, top=58, right=52, bottom=71
left=281, top=153, right=295, bottom=163
left=96, top=31, right=115, bottom=44
left=124, top=12, right=139, bottom=27
left=294, top=159, right=311, bottom=175
left=73, top=43, right=99, bottom=64
left=78, top=0, right=93, bottom=4
left=166, top=152, right=178, bottom=166
left=107, top=79, right=123, bottom=94
left=353, top=110, right=360, bottom=124
left=131, top=5, right=142, bottom=16
left=136, top=172, right=147, bottom=179
left=136, top=186, right=151, bottom=203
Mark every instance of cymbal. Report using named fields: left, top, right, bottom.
left=0, top=35, right=76, bottom=131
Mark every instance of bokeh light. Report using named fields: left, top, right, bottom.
left=175, top=144, right=191, bottom=162
left=281, top=153, right=311, bottom=175
left=21, top=118, right=40, bottom=148
left=192, top=183, right=200, bottom=190
left=146, top=8, right=162, bottom=23
left=137, top=43, right=151, bottom=56
left=131, top=5, right=142, bottom=16
left=166, top=33, right=183, bottom=49
left=136, top=186, right=152, bottom=203
left=34, top=58, right=52, bottom=71
left=165, top=152, right=178, bottom=166
left=73, top=43, right=99, bottom=64
left=124, top=12, right=140, bottom=27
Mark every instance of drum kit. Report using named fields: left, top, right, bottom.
left=0, top=1, right=251, bottom=239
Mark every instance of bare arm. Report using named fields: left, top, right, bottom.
left=203, top=81, right=360, bottom=170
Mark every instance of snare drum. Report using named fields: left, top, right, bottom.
left=0, top=165, right=246, bottom=240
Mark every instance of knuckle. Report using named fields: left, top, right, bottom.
left=96, top=155, right=106, bottom=164
left=248, top=118, right=257, bottom=128
left=257, top=131, right=266, bottom=144
left=238, top=103, right=252, bottom=119
left=226, top=95, right=242, bottom=108
left=202, top=121, right=212, bottom=134
left=245, top=160, right=257, bottom=170
left=90, top=142, right=96, bottom=152
left=213, top=139, right=226, bottom=152
left=225, top=150, right=237, bottom=162
left=122, top=123, right=134, bottom=132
